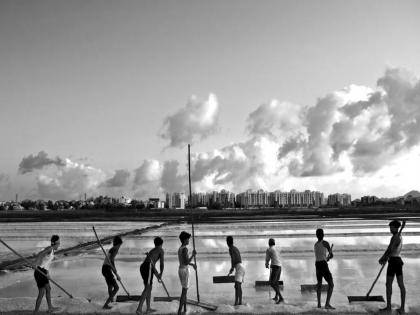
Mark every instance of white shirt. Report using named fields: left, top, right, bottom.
left=266, top=246, right=281, bottom=267
left=40, top=248, right=54, bottom=270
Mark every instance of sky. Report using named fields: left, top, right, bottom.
left=1, top=0, right=420, bottom=201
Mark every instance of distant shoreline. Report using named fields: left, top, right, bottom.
left=0, top=206, right=419, bottom=223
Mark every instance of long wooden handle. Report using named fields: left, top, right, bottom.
left=0, top=238, right=73, bottom=298
left=92, top=227, right=130, bottom=296
left=188, top=144, right=200, bottom=303
left=366, top=263, right=385, bottom=297
left=145, top=252, right=171, bottom=298
left=366, top=220, right=406, bottom=297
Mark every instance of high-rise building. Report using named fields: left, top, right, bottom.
left=327, top=193, right=351, bottom=206
left=189, top=190, right=235, bottom=208
left=166, top=192, right=185, bottom=209
left=236, top=189, right=269, bottom=208
left=269, top=190, right=324, bottom=207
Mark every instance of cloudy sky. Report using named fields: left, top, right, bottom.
left=1, top=0, right=420, bottom=201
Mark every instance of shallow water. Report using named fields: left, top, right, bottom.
left=1, top=219, right=420, bottom=313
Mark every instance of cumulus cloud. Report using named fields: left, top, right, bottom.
left=19, top=151, right=66, bottom=174
left=36, top=159, right=106, bottom=200
left=179, top=67, right=420, bottom=197
left=160, top=160, right=187, bottom=193
left=191, top=136, right=281, bottom=192
left=133, top=160, right=164, bottom=198
left=102, top=169, right=130, bottom=188
left=16, top=67, right=420, bottom=200
left=246, top=100, right=307, bottom=141
left=160, top=93, right=219, bottom=147
left=278, top=68, right=420, bottom=176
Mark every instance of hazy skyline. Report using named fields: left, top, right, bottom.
left=1, top=0, right=420, bottom=201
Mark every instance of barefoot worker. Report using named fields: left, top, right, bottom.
left=33, top=234, right=61, bottom=314
left=379, top=220, right=406, bottom=314
left=177, top=231, right=196, bottom=315
left=136, top=237, right=165, bottom=315
left=102, top=236, right=123, bottom=310
left=314, top=228, right=334, bottom=310
left=265, top=238, right=284, bottom=303
left=227, top=235, right=245, bottom=306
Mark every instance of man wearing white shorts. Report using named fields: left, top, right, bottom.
left=227, top=235, right=245, bottom=305
left=178, top=265, right=189, bottom=289
left=177, top=231, right=196, bottom=315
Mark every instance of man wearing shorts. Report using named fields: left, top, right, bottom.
left=102, top=236, right=123, bottom=309
left=33, top=234, right=61, bottom=314
left=265, top=238, right=284, bottom=303
left=379, top=220, right=405, bottom=314
left=177, top=231, right=196, bottom=315
left=227, top=235, right=245, bottom=306
left=136, top=237, right=164, bottom=315
left=314, top=228, right=334, bottom=310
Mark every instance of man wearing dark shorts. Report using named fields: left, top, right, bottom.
left=102, top=236, right=123, bottom=309
left=33, top=235, right=61, bottom=314
left=379, top=220, right=405, bottom=314
left=314, top=228, right=334, bottom=310
left=265, top=238, right=284, bottom=303
left=136, top=237, right=164, bottom=315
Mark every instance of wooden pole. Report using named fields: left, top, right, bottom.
left=188, top=144, right=200, bottom=302
left=366, top=220, right=406, bottom=297
left=92, top=226, right=130, bottom=296
left=0, top=239, right=73, bottom=298
left=145, top=252, right=171, bottom=298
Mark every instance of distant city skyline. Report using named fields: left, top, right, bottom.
left=1, top=0, right=420, bottom=201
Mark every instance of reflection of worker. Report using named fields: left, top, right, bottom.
left=379, top=220, right=405, bottom=314
left=227, top=235, right=245, bottom=306
left=314, top=228, right=334, bottom=309
left=265, top=238, right=283, bottom=303
left=33, top=235, right=61, bottom=314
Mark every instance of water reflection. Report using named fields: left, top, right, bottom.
left=1, top=219, right=420, bottom=308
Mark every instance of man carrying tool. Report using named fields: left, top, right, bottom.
left=136, top=236, right=165, bottom=315
left=227, top=235, right=245, bottom=306
left=177, top=231, right=196, bottom=315
left=314, top=228, right=334, bottom=310
left=265, top=238, right=284, bottom=303
left=33, top=234, right=61, bottom=314
left=379, top=220, right=406, bottom=314
left=102, top=236, right=123, bottom=309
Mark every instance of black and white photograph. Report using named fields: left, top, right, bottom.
left=1, top=1, right=420, bottom=314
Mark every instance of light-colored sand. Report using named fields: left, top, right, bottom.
left=1, top=297, right=419, bottom=315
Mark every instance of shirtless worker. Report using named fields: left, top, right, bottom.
left=177, top=231, right=196, bottom=315
left=227, top=235, right=245, bottom=306
left=136, top=237, right=165, bottom=315
left=101, top=236, right=123, bottom=309
left=33, top=234, right=61, bottom=314
left=265, top=238, right=284, bottom=303
left=379, top=220, right=405, bottom=314
left=314, top=228, right=334, bottom=310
